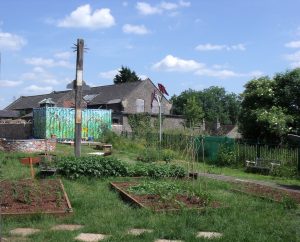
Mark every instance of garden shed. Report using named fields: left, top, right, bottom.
left=33, top=107, right=111, bottom=140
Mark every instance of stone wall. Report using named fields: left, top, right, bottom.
left=120, top=113, right=185, bottom=133
left=123, top=79, right=172, bottom=115
left=0, top=123, right=32, bottom=139
left=0, top=139, right=56, bottom=153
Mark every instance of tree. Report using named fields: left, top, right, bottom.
left=239, top=69, right=300, bottom=142
left=113, top=66, right=141, bottom=84
left=171, top=86, right=240, bottom=125
left=239, top=76, right=276, bottom=140
left=183, top=96, right=204, bottom=127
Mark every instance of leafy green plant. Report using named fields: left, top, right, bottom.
left=281, top=195, right=297, bottom=210
left=270, top=164, right=298, bottom=178
left=161, top=149, right=176, bottom=162
left=137, top=148, right=159, bottom=163
left=56, top=156, right=185, bottom=179
left=57, top=156, right=128, bottom=179
left=216, top=144, right=236, bottom=167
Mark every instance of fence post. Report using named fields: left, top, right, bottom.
left=298, top=147, right=300, bottom=173
left=257, top=139, right=261, bottom=159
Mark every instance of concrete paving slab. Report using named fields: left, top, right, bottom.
left=154, top=240, right=183, bottom=242
left=127, top=228, right=153, bottom=235
left=196, top=231, right=223, bottom=239
left=9, top=228, right=40, bottom=237
left=51, top=224, right=84, bottom=231
left=75, top=233, right=110, bottom=242
left=2, top=237, right=28, bottom=242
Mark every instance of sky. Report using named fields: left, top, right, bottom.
left=0, top=0, right=300, bottom=109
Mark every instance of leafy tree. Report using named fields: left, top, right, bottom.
left=183, top=96, right=204, bottom=127
left=171, top=86, right=240, bottom=125
left=239, top=77, right=276, bottom=140
left=239, top=69, right=300, bottom=142
left=274, top=68, right=300, bottom=134
left=113, top=66, right=141, bottom=84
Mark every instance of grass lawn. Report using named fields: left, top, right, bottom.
left=0, top=143, right=300, bottom=242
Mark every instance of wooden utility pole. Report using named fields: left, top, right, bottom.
left=74, top=39, right=84, bottom=157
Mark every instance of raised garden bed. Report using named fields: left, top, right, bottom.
left=0, top=179, right=72, bottom=216
left=111, top=181, right=220, bottom=212
left=232, top=182, right=300, bottom=204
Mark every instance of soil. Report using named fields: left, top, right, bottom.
left=233, top=182, right=300, bottom=203
left=111, top=181, right=220, bottom=211
left=0, top=179, right=72, bottom=215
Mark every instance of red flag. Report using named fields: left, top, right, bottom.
left=151, top=90, right=157, bottom=108
left=158, top=83, right=169, bottom=96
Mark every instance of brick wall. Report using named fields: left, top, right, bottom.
left=0, top=123, right=32, bottom=139
left=0, top=139, right=56, bottom=153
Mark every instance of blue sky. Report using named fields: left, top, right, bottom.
left=0, top=0, right=300, bottom=109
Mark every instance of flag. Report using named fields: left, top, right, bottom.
left=151, top=90, right=157, bottom=108
left=158, top=83, right=169, bottom=96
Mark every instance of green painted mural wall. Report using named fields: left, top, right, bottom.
left=33, top=107, right=111, bottom=140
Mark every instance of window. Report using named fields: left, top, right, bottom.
left=136, top=99, right=145, bottom=113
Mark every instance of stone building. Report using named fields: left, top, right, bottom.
left=5, top=79, right=185, bottom=133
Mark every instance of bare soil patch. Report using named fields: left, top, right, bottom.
left=111, top=181, right=220, bottom=211
left=0, top=179, right=72, bottom=216
left=233, top=182, right=300, bottom=203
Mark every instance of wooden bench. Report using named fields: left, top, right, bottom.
left=245, top=158, right=281, bottom=174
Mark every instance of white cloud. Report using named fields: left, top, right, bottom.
left=0, top=31, right=26, bottom=51
left=24, top=57, right=71, bottom=68
left=0, top=80, right=22, bottom=87
left=122, top=24, right=150, bottom=35
left=23, top=85, right=53, bottom=94
left=136, top=2, right=162, bottom=15
left=139, top=74, right=148, bottom=80
left=178, top=0, right=191, bottom=7
left=195, top=43, right=246, bottom=51
left=54, top=51, right=72, bottom=59
left=99, top=69, right=119, bottom=79
left=152, top=55, right=204, bottom=72
left=57, top=4, right=115, bottom=29
left=285, top=50, right=300, bottom=67
left=285, top=41, right=300, bottom=48
left=136, top=1, right=190, bottom=15
left=160, top=1, right=178, bottom=10
left=21, top=67, right=60, bottom=85
left=195, top=69, right=241, bottom=78
left=195, top=44, right=225, bottom=51
left=153, top=54, right=262, bottom=79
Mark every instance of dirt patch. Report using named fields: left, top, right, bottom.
left=0, top=179, right=72, bottom=216
left=111, top=181, right=220, bottom=211
left=233, top=182, right=300, bottom=203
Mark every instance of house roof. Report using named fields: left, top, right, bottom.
left=0, top=110, right=20, bottom=118
left=5, top=81, right=144, bottom=110
left=5, top=90, right=70, bottom=110
left=85, top=81, right=143, bottom=105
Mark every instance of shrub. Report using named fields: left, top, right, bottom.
left=270, top=164, right=298, bottom=178
left=56, top=156, right=186, bottom=179
left=161, top=149, right=176, bottom=162
left=137, top=148, right=159, bottom=163
left=215, top=144, right=237, bottom=167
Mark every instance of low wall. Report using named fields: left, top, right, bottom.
left=121, top=114, right=185, bottom=133
left=0, top=123, right=32, bottom=139
left=0, top=139, right=56, bottom=153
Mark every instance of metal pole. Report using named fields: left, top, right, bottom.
left=75, top=39, right=84, bottom=157
left=156, top=93, right=162, bottom=143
